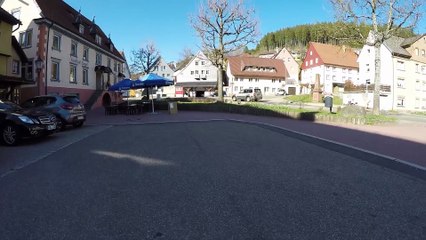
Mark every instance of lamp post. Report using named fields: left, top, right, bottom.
left=35, top=55, right=44, bottom=94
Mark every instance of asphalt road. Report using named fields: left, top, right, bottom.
left=0, top=121, right=425, bottom=239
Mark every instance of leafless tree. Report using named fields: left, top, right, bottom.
left=330, top=0, right=423, bottom=114
left=191, top=0, right=259, bottom=101
left=130, top=42, right=161, bottom=75
left=176, top=47, right=195, bottom=70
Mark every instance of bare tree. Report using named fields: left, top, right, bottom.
left=330, top=0, right=423, bottom=114
left=191, top=0, right=258, bottom=101
left=130, top=42, right=161, bottom=76
left=176, top=47, right=195, bottom=70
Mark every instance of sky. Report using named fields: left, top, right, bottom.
left=65, top=0, right=426, bottom=63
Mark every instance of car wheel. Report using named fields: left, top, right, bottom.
left=232, top=96, right=237, bottom=101
left=1, top=124, right=20, bottom=146
left=246, top=96, right=251, bottom=102
left=73, top=121, right=84, bottom=128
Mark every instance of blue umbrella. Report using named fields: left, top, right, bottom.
left=108, top=78, right=133, bottom=91
left=137, top=73, right=174, bottom=87
left=134, top=73, right=174, bottom=114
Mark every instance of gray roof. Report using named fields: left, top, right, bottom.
left=401, top=35, right=425, bottom=47
left=383, top=37, right=411, bottom=57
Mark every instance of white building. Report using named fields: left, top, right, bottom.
left=301, top=42, right=359, bottom=95
left=150, top=57, right=175, bottom=97
left=1, top=0, right=126, bottom=108
left=226, top=55, right=289, bottom=96
left=174, top=51, right=218, bottom=97
left=357, top=34, right=426, bottom=111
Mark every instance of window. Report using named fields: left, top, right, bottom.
left=79, top=24, right=85, bottom=34
left=249, top=78, right=253, bottom=82
left=310, top=60, right=313, bottom=65
left=315, top=58, right=318, bottom=64
left=114, top=61, right=117, bottom=72
left=52, top=33, right=61, bottom=50
left=195, top=70, right=199, bottom=74
left=201, top=61, right=205, bottom=65
left=422, top=49, right=425, bottom=57
left=397, top=61, right=405, bottom=71
left=70, top=64, right=77, bottom=83
left=416, top=80, right=421, bottom=91
left=310, top=51, right=312, bottom=56
left=51, top=60, right=60, bottom=81
left=96, top=53, right=102, bottom=65
left=415, top=48, right=419, bottom=56
left=201, top=70, right=204, bottom=75
left=234, top=86, right=238, bottom=92
left=22, top=60, right=33, bottom=81
left=82, top=68, right=88, bottom=85
left=19, top=29, right=32, bottom=48
left=305, top=61, right=308, bottom=67
left=264, top=87, right=269, bottom=93
left=397, top=78, right=405, bottom=88
left=107, top=58, right=111, bottom=67
left=195, top=61, right=199, bottom=66
left=12, top=60, right=20, bottom=74
left=11, top=8, right=21, bottom=19
left=71, top=41, right=77, bottom=57
left=190, top=71, right=194, bottom=75
left=206, top=70, right=209, bottom=74
left=272, top=79, right=276, bottom=83
left=83, top=47, right=89, bottom=61
left=95, top=35, right=102, bottom=45
left=416, top=64, right=419, bottom=73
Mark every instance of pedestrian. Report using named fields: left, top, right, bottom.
left=324, top=93, right=333, bottom=113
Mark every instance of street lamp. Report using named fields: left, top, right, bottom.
left=34, top=55, right=44, bottom=94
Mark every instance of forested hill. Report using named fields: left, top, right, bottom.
left=253, top=22, right=415, bottom=53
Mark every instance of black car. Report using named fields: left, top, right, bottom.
left=21, top=95, right=86, bottom=130
left=0, top=100, right=57, bottom=146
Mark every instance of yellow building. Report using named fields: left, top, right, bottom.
left=0, top=7, right=29, bottom=102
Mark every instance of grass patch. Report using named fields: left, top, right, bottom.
left=285, top=94, right=343, bottom=105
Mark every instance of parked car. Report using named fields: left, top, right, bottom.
left=21, top=95, right=86, bottom=130
left=232, top=88, right=263, bottom=102
left=211, top=91, right=227, bottom=97
left=275, top=88, right=287, bottom=96
left=0, top=100, right=57, bottom=146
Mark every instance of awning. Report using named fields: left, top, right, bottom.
left=118, top=72, right=126, bottom=78
left=95, top=65, right=113, bottom=73
left=0, top=74, right=33, bottom=87
left=175, top=81, right=217, bottom=88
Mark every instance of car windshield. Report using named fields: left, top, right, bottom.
left=0, top=101, right=22, bottom=111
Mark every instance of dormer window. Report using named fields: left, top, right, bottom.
left=110, top=43, right=113, bottom=52
left=95, top=35, right=102, bottom=45
left=79, top=24, right=84, bottom=34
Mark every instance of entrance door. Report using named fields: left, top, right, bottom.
left=96, top=72, right=103, bottom=90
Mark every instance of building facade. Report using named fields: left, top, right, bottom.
left=174, top=51, right=218, bottom=97
left=226, top=56, right=289, bottom=96
left=358, top=34, right=426, bottom=111
left=301, top=42, right=359, bottom=95
left=1, top=0, right=126, bottom=107
left=0, top=7, right=29, bottom=102
left=150, top=57, right=175, bottom=97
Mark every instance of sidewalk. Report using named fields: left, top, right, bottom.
left=86, top=107, right=426, bottom=169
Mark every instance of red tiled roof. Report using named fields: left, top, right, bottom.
left=228, top=56, right=288, bottom=79
left=311, top=42, right=358, bottom=68
left=35, top=0, right=124, bottom=61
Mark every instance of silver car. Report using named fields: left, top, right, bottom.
left=232, top=88, right=263, bottom=102
left=21, top=95, right=86, bottom=130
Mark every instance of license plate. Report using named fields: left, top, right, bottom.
left=47, top=124, right=56, bottom=130
left=77, top=116, right=84, bottom=120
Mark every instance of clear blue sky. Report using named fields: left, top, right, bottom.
left=65, top=0, right=426, bottom=63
